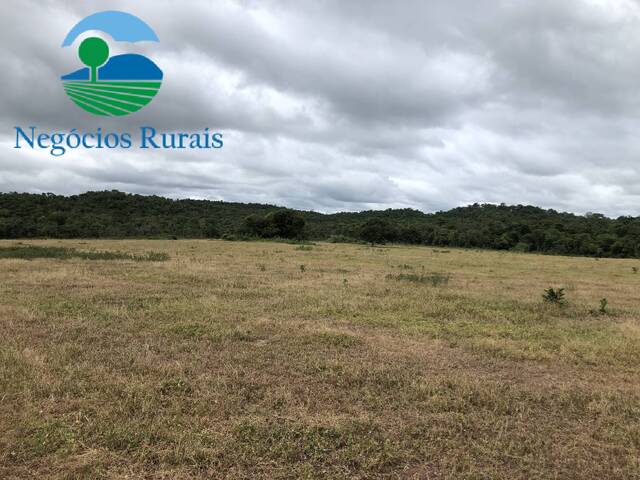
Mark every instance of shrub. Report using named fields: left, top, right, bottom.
left=542, top=287, right=566, bottom=305
left=590, top=298, right=608, bottom=316
left=599, top=298, right=608, bottom=314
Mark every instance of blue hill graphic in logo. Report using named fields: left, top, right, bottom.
left=61, top=54, right=163, bottom=81
left=60, top=11, right=163, bottom=116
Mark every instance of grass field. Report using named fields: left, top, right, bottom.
left=1, top=239, right=639, bottom=479
left=62, top=81, right=161, bottom=116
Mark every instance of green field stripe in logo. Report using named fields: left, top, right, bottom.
left=63, top=81, right=161, bottom=97
left=64, top=87, right=141, bottom=115
left=66, top=81, right=161, bottom=88
left=64, top=83, right=157, bottom=102
left=66, top=94, right=111, bottom=116
left=64, top=89, right=134, bottom=116
left=64, top=89, right=120, bottom=116
left=64, top=84, right=152, bottom=107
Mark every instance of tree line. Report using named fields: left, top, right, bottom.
left=1, top=190, right=639, bottom=258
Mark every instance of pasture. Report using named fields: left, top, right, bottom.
left=1, top=240, right=639, bottom=479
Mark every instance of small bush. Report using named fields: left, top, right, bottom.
left=542, top=287, right=566, bottom=305
left=296, top=245, right=313, bottom=251
left=590, top=298, right=608, bottom=316
left=599, top=298, right=608, bottom=314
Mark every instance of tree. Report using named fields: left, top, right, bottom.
left=241, top=210, right=305, bottom=239
left=79, top=37, right=109, bottom=83
left=242, top=214, right=274, bottom=238
left=202, top=219, right=220, bottom=238
left=397, top=226, right=422, bottom=244
left=358, top=218, right=395, bottom=246
left=1, top=191, right=639, bottom=259
left=265, top=210, right=305, bottom=238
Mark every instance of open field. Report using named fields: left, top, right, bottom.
left=1, top=239, right=639, bottom=479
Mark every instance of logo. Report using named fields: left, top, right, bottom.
left=60, top=11, right=162, bottom=117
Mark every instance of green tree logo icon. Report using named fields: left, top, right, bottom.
left=78, top=37, right=109, bottom=83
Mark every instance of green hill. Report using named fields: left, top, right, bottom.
left=1, top=190, right=639, bottom=258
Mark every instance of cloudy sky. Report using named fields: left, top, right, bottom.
left=2, top=0, right=640, bottom=216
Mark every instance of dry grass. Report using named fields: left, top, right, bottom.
left=1, top=239, right=639, bottom=479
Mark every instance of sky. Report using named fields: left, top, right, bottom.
left=2, top=0, right=640, bottom=216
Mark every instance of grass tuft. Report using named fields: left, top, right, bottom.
left=0, top=245, right=169, bottom=262
left=386, top=271, right=450, bottom=286
left=307, top=332, right=363, bottom=348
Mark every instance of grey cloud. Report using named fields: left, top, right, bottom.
left=2, top=0, right=640, bottom=216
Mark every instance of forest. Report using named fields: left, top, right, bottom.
left=1, top=190, right=639, bottom=258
